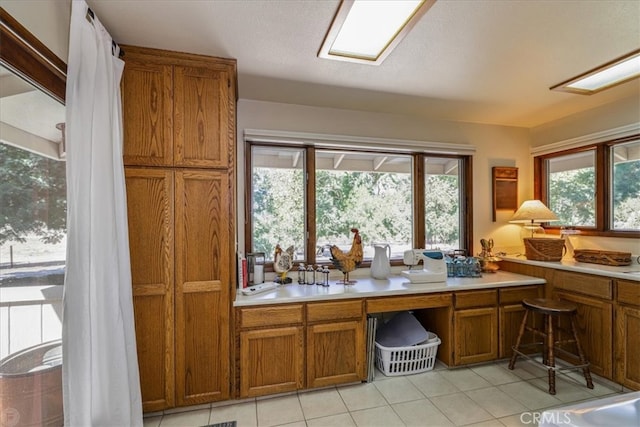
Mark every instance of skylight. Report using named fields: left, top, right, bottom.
left=551, top=49, right=640, bottom=95
left=318, top=0, right=435, bottom=65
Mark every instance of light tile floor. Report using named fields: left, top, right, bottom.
left=144, top=359, right=629, bottom=427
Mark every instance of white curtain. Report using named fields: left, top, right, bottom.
left=63, top=1, right=142, bottom=425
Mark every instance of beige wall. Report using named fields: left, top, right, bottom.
left=531, top=95, right=640, bottom=147
left=237, top=99, right=533, bottom=256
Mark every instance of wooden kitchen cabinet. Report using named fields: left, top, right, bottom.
left=123, top=46, right=236, bottom=410
left=125, top=168, right=175, bottom=411
left=122, top=46, right=236, bottom=169
left=453, top=290, right=498, bottom=365
left=238, top=305, right=304, bottom=397
left=615, top=280, right=640, bottom=390
left=306, top=300, right=366, bottom=388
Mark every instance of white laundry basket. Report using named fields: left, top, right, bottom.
left=375, top=332, right=440, bottom=376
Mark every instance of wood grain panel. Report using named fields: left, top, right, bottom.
left=307, top=320, right=365, bottom=388
left=239, top=304, right=304, bottom=328
left=240, top=326, right=304, bottom=397
left=554, top=291, right=613, bottom=378
left=615, top=305, right=640, bottom=390
left=175, top=170, right=230, bottom=287
left=125, top=168, right=174, bottom=410
left=132, top=292, right=174, bottom=411
left=125, top=168, right=174, bottom=287
left=617, top=280, right=640, bottom=306
left=499, top=285, right=542, bottom=305
left=174, top=66, right=230, bottom=168
left=307, top=300, right=363, bottom=323
left=554, top=271, right=612, bottom=300
left=366, top=293, right=452, bottom=313
left=175, top=280, right=229, bottom=405
left=175, top=170, right=231, bottom=405
left=122, top=59, right=173, bottom=166
left=454, top=290, right=497, bottom=309
left=499, top=304, right=540, bottom=359
left=454, top=307, right=498, bottom=365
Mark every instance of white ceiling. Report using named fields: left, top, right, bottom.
left=88, top=0, right=640, bottom=128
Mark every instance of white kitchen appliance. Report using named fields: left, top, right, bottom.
left=401, top=250, right=447, bottom=283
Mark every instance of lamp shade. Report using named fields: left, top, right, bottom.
left=509, top=200, right=559, bottom=223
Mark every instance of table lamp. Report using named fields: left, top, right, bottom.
left=509, top=200, right=559, bottom=238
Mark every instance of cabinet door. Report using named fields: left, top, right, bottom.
left=174, top=65, right=232, bottom=168
left=175, top=170, right=231, bottom=405
left=499, top=286, right=542, bottom=358
left=615, top=305, right=640, bottom=390
left=122, top=59, right=173, bottom=166
left=454, top=307, right=498, bottom=365
left=125, top=168, right=175, bottom=411
left=554, top=292, right=613, bottom=379
left=240, top=327, right=304, bottom=397
left=307, top=320, right=365, bottom=388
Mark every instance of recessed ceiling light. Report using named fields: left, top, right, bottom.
left=550, top=49, right=640, bottom=95
left=318, top=0, right=436, bottom=65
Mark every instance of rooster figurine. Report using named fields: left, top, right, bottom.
left=330, top=228, right=363, bottom=284
left=273, top=244, right=295, bottom=284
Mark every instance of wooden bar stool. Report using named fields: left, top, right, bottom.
left=508, top=298, right=594, bottom=395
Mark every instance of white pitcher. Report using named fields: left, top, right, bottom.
left=371, top=244, right=391, bottom=279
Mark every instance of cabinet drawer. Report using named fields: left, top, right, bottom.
left=239, top=304, right=303, bottom=328
left=617, top=280, right=640, bottom=307
left=307, top=300, right=363, bottom=322
left=366, top=293, right=452, bottom=313
left=554, top=271, right=612, bottom=300
left=499, top=286, right=541, bottom=305
left=455, top=290, right=497, bottom=309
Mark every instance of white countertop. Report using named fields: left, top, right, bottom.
left=234, top=271, right=545, bottom=306
left=500, top=254, right=640, bottom=282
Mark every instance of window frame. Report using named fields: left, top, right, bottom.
left=245, top=142, right=473, bottom=269
left=534, top=134, right=640, bottom=238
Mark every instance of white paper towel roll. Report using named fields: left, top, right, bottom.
left=254, top=265, right=264, bottom=284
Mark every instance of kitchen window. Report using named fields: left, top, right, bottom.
left=247, top=143, right=471, bottom=266
left=535, top=135, right=640, bottom=236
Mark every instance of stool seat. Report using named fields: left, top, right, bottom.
left=509, top=297, right=593, bottom=395
left=522, top=298, right=577, bottom=314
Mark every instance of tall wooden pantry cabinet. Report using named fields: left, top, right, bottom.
left=121, top=45, right=236, bottom=411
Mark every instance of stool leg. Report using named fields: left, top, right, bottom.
left=542, top=315, right=549, bottom=366
left=508, top=310, right=529, bottom=370
left=570, top=316, right=594, bottom=389
left=547, top=314, right=556, bottom=395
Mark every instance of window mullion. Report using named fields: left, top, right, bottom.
left=413, top=153, right=425, bottom=248
left=598, top=144, right=609, bottom=231
left=306, top=147, right=316, bottom=264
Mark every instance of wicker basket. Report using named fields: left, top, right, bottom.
left=523, top=238, right=566, bottom=261
left=573, top=249, right=632, bottom=266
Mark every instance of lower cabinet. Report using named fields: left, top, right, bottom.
left=615, top=280, right=640, bottom=390
left=240, top=326, right=304, bottom=397
left=453, top=290, right=498, bottom=365
left=237, top=300, right=366, bottom=397
left=306, top=300, right=366, bottom=388
left=238, top=304, right=304, bottom=397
